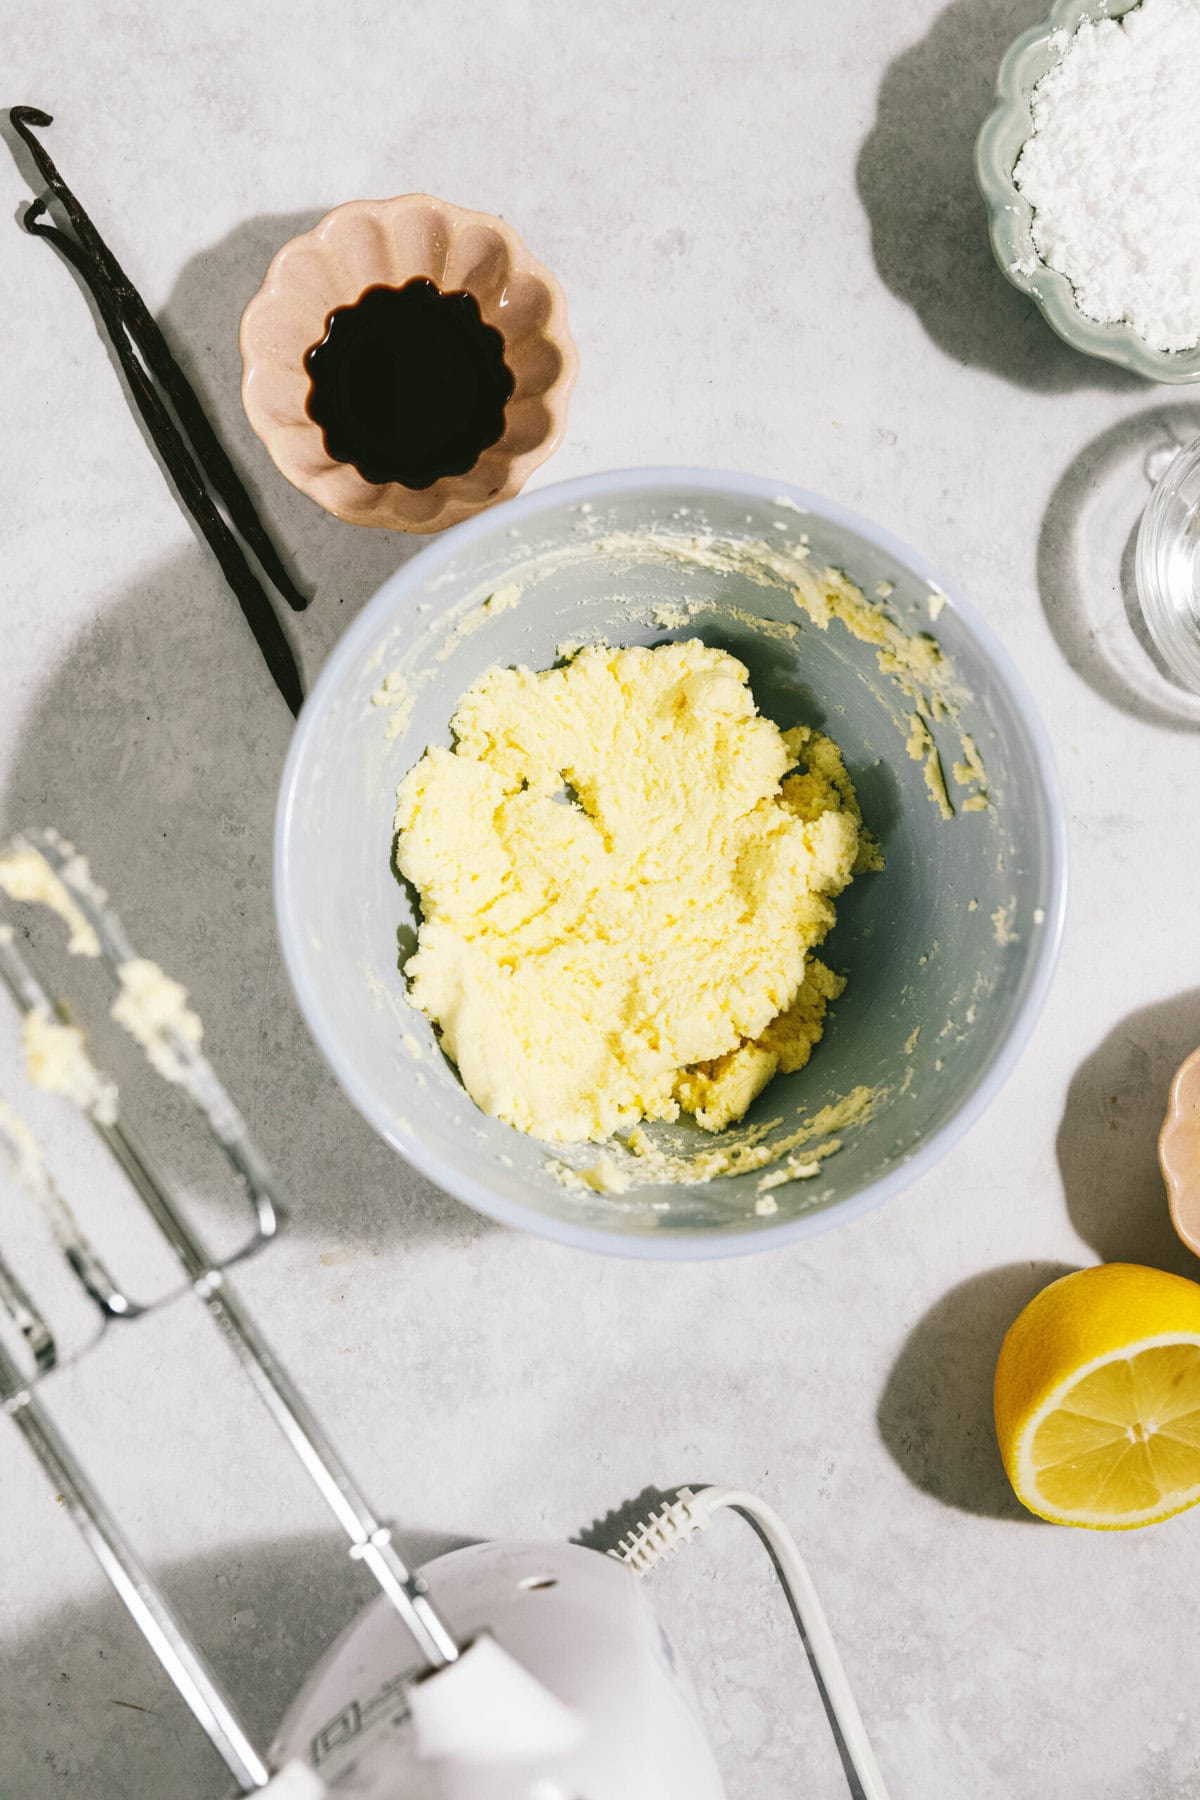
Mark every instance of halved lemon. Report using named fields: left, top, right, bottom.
left=994, top=1263, right=1200, bottom=1529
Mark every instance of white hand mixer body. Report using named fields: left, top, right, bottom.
left=273, top=1540, right=726, bottom=1799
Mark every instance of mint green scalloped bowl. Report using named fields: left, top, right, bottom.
left=976, top=0, right=1200, bottom=384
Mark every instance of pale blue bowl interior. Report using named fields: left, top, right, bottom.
left=275, top=469, right=1066, bottom=1258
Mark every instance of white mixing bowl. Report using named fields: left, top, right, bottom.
left=274, top=468, right=1067, bottom=1257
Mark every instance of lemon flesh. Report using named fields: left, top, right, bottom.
left=1026, top=1342, right=1200, bottom=1523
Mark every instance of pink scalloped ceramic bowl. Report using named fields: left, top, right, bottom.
left=239, top=195, right=577, bottom=532
left=1161, top=1046, right=1200, bottom=1258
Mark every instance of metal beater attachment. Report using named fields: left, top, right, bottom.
left=0, top=829, right=460, bottom=1795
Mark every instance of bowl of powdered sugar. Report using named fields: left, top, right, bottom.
left=977, top=0, right=1200, bottom=381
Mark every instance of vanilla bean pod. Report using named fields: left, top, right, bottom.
left=10, top=105, right=308, bottom=615
left=23, top=201, right=303, bottom=716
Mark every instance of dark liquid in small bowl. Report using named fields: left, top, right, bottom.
left=305, top=278, right=514, bottom=490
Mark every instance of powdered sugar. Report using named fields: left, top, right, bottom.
left=1013, top=0, right=1200, bottom=353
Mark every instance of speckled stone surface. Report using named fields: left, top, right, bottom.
left=3, top=3, right=1200, bottom=1796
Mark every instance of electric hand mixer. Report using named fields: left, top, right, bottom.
left=0, top=831, right=892, bottom=1800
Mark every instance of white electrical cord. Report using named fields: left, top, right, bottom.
left=611, top=1486, right=892, bottom=1800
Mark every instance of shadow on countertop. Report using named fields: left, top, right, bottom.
left=1058, top=990, right=1200, bottom=1279
left=1, top=547, right=496, bottom=1252
left=0, top=1524, right=467, bottom=1800
left=877, top=1262, right=1075, bottom=1522
left=0, top=547, right=493, bottom=1254
left=855, top=0, right=1140, bottom=394
left=1037, top=403, right=1200, bottom=734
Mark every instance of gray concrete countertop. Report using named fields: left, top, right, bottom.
left=4, top=3, right=1200, bottom=1795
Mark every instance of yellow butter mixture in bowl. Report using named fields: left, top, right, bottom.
left=394, top=640, right=880, bottom=1146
